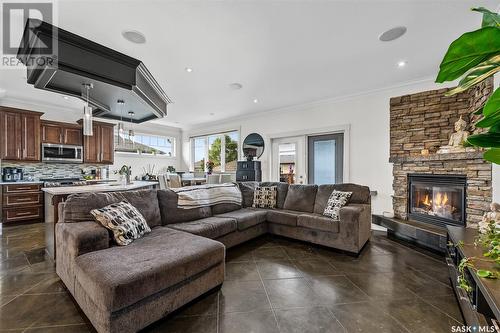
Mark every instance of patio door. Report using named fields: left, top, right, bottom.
left=307, top=133, right=344, bottom=184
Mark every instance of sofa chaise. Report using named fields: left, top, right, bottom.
left=56, top=182, right=371, bottom=333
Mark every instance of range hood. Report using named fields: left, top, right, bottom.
left=17, top=19, right=171, bottom=123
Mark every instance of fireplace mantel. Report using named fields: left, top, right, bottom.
left=389, top=151, right=484, bottom=163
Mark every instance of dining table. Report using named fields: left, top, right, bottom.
left=181, top=177, right=207, bottom=186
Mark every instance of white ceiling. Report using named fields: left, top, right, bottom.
left=0, top=0, right=497, bottom=128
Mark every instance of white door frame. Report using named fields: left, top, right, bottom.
left=267, top=124, right=350, bottom=183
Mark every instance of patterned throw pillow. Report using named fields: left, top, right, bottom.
left=323, top=190, right=352, bottom=221
left=252, top=186, right=277, bottom=209
left=91, top=201, right=151, bottom=246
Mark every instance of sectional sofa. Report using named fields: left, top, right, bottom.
left=55, top=182, right=371, bottom=333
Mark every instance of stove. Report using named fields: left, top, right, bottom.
left=41, top=178, right=87, bottom=188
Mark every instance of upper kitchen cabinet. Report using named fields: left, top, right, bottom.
left=0, top=107, right=42, bottom=161
left=79, top=120, right=115, bottom=164
left=41, top=121, right=82, bottom=146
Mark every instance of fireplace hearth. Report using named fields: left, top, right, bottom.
left=408, top=174, right=466, bottom=228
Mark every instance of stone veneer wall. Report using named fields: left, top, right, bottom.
left=389, top=79, right=493, bottom=227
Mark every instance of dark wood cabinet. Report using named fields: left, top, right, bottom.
left=80, top=121, right=115, bottom=164
left=0, top=107, right=42, bottom=161
left=22, top=113, right=41, bottom=160
left=99, top=125, right=114, bottom=164
left=2, top=183, right=43, bottom=224
left=41, top=120, right=82, bottom=146
left=236, top=161, right=262, bottom=181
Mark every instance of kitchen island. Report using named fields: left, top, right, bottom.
left=43, top=180, right=158, bottom=259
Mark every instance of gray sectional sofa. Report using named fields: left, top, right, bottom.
left=56, top=182, right=371, bottom=333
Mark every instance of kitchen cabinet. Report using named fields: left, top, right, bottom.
left=41, top=120, right=82, bottom=145
left=80, top=121, right=115, bottom=164
left=0, top=107, right=42, bottom=161
left=2, top=183, right=44, bottom=224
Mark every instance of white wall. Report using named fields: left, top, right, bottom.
left=0, top=97, right=183, bottom=180
left=182, top=78, right=500, bottom=214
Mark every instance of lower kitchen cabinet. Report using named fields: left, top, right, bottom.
left=1, top=183, right=44, bottom=224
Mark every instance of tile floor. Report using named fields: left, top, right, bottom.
left=0, top=223, right=463, bottom=332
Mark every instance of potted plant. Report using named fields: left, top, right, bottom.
left=438, top=7, right=500, bottom=290
left=206, top=160, right=215, bottom=175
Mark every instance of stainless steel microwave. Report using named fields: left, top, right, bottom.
left=41, top=143, right=83, bottom=163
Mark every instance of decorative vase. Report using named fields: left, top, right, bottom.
left=122, top=174, right=131, bottom=185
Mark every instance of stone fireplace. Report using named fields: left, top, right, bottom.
left=389, top=78, right=493, bottom=229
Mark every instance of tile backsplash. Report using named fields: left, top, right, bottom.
left=0, top=161, right=108, bottom=180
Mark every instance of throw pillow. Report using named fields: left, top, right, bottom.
left=91, top=201, right=151, bottom=246
left=323, top=190, right=352, bottom=220
left=252, top=186, right=277, bottom=209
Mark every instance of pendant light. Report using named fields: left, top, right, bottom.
left=117, top=100, right=125, bottom=143
left=82, top=83, right=93, bottom=136
left=128, top=111, right=135, bottom=140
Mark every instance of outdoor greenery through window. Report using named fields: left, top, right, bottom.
left=115, top=130, right=175, bottom=157
left=192, top=131, right=239, bottom=172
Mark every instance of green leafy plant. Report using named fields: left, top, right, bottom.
left=115, top=165, right=131, bottom=176
left=436, top=7, right=500, bottom=164
left=453, top=220, right=500, bottom=292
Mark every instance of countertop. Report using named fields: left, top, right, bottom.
left=41, top=181, right=157, bottom=195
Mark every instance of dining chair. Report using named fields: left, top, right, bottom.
left=193, top=172, right=205, bottom=178
left=207, top=174, right=221, bottom=184
left=220, top=174, right=233, bottom=183
left=158, top=174, right=168, bottom=190
left=168, top=174, right=182, bottom=188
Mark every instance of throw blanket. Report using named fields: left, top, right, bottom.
left=171, top=183, right=242, bottom=209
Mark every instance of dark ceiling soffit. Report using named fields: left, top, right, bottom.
left=16, top=19, right=171, bottom=123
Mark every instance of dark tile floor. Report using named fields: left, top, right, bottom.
left=0, top=223, right=463, bottom=333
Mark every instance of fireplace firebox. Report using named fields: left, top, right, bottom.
left=407, top=174, right=466, bottom=228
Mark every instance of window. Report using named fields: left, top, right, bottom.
left=115, top=130, right=175, bottom=157
left=190, top=130, right=239, bottom=172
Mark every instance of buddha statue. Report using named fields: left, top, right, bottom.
left=478, top=203, right=500, bottom=233
left=437, top=116, right=474, bottom=154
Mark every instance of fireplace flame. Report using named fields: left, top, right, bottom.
left=422, top=194, right=431, bottom=206
left=434, top=192, right=448, bottom=207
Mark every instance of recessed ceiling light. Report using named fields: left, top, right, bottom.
left=62, top=95, right=69, bottom=100
left=185, top=67, right=193, bottom=73
left=397, top=60, right=407, bottom=68
left=253, top=98, right=259, bottom=104
left=229, top=83, right=243, bottom=90
left=122, top=30, right=146, bottom=44
left=379, top=26, right=407, bottom=42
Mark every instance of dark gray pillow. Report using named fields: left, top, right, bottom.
left=237, top=182, right=259, bottom=207
left=283, top=184, right=318, bottom=213
left=64, top=189, right=162, bottom=228
left=157, top=189, right=212, bottom=224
